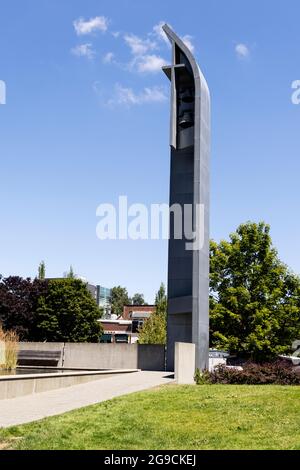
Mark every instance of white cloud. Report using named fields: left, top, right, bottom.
left=152, top=21, right=170, bottom=45
left=124, top=33, right=157, bottom=56
left=71, top=43, right=95, bottom=59
left=103, top=52, right=115, bottom=64
left=135, top=54, right=167, bottom=73
left=123, top=32, right=166, bottom=73
left=107, top=84, right=167, bottom=107
left=74, top=16, right=109, bottom=35
left=181, top=35, right=195, bottom=53
left=235, top=43, right=250, bottom=59
left=112, top=31, right=120, bottom=38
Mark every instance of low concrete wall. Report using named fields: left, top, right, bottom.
left=0, top=370, right=138, bottom=400
left=63, top=343, right=138, bottom=370
left=137, top=345, right=166, bottom=371
left=18, top=343, right=166, bottom=371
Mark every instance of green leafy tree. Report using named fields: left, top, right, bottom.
left=138, top=312, right=167, bottom=345
left=36, top=279, right=103, bottom=342
left=131, top=293, right=145, bottom=305
left=138, top=283, right=167, bottom=345
left=210, top=222, right=300, bottom=361
left=111, top=286, right=130, bottom=316
left=38, top=261, right=46, bottom=280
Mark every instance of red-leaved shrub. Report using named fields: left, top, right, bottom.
left=209, top=361, right=300, bottom=385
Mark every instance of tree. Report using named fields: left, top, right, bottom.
left=210, top=222, right=300, bottom=361
left=64, top=266, right=75, bottom=279
left=111, top=286, right=130, bottom=316
left=131, top=293, right=145, bottom=305
left=138, top=283, right=167, bottom=345
left=35, top=279, right=103, bottom=342
left=155, top=283, right=167, bottom=316
left=0, top=276, right=48, bottom=340
left=38, top=261, right=46, bottom=280
left=138, top=311, right=167, bottom=345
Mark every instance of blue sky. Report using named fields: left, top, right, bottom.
left=0, top=0, right=300, bottom=302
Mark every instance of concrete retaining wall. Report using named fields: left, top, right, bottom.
left=137, top=345, right=166, bottom=371
left=63, top=343, right=138, bottom=370
left=0, top=370, right=138, bottom=400
left=18, top=343, right=165, bottom=371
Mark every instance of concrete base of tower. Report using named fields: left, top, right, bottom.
left=166, top=312, right=192, bottom=371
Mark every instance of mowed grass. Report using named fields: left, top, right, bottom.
left=0, top=385, right=300, bottom=450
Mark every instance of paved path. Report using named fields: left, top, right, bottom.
left=0, top=371, right=174, bottom=429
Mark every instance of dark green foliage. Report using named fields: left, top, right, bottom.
left=131, top=293, right=145, bottom=305
left=210, top=222, right=300, bottom=361
left=35, top=279, right=103, bottom=342
left=110, top=286, right=130, bottom=316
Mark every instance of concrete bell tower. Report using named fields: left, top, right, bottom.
left=162, top=25, right=210, bottom=371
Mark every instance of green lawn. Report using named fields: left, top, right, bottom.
left=1, top=384, right=300, bottom=450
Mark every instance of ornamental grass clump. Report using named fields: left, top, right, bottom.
left=0, top=326, right=19, bottom=370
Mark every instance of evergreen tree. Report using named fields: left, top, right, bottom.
left=38, top=261, right=46, bottom=280
left=64, top=266, right=75, bottom=279
left=155, top=283, right=167, bottom=316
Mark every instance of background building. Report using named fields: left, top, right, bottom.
left=122, top=305, right=155, bottom=336
left=97, top=286, right=112, bottom=316
left=86, top=284, right=112, bottom=316
left=99, top=305, right=156, bottom=344
left=100, top=318, right=132, bottom=344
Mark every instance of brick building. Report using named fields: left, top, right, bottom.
left=122, top=305, right=156, bottom=321
left=122, top=305, right=156, bottom=337
left=100, top=305, right=156, bottom=344
left=100, top=319, right=133, bottom=344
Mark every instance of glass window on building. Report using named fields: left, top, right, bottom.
left=97, top=286, right=112, bottom=317
left=100, top=334, right=113, bottom=343
left=132, top=320, right=144, bottom=333
left=115, top=334, right=129, bottom=344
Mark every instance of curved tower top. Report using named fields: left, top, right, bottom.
left=162, top=25, right=210, bottom=371
left=162, top=24, right=210, bottom=150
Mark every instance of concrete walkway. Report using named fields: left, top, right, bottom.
left=0, top=371, right=174, bottom=429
